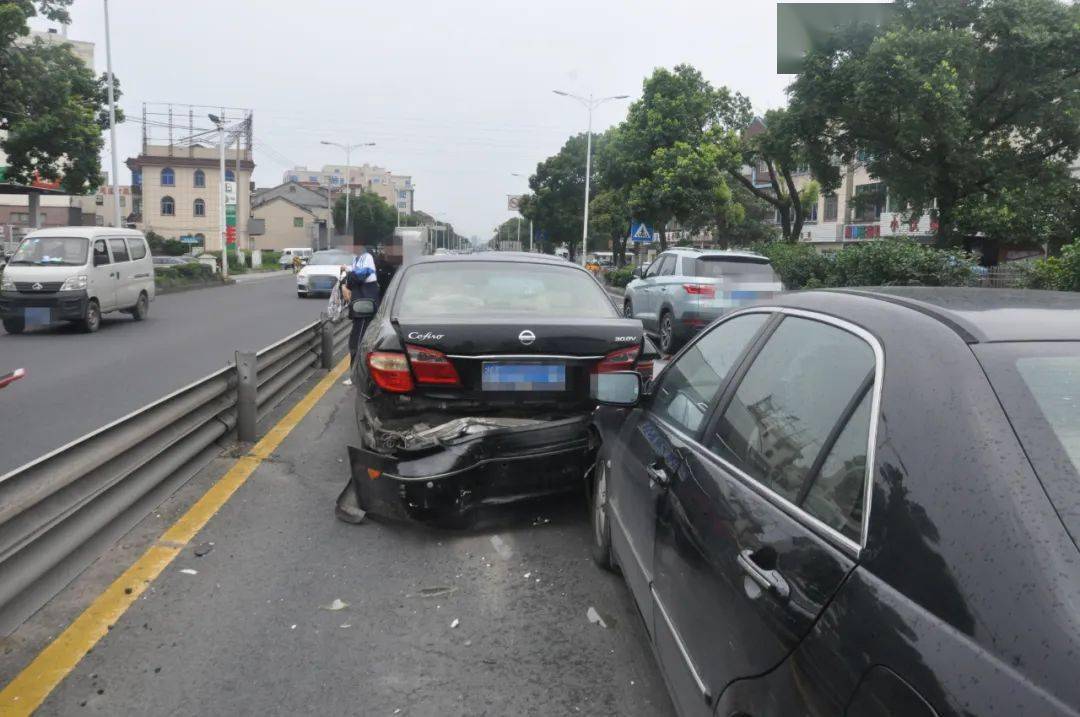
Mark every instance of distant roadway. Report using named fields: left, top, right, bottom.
left=0, top=274, right=325, bottom=475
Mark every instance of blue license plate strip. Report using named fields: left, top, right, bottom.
left=482, top=362, right=566, bottom=391
left=24, top=306, right=52, bottom=326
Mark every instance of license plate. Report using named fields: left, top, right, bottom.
left=24, top=307, right=51, bottom=326
left=482, top=362, right=566, bottom=391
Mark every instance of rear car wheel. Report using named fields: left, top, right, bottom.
left=132, top=292, right=149, bottom=321
left=80, top=299, right=101, bottom=333
left=297, top=291, right=307, bottom=299
left=2, top=317, right=25, bottom=335
left=590, top=454, right=616, bottom=572
left=623, top=299, right=633, bottom=318
left=659, top=310, right=676, bottom=354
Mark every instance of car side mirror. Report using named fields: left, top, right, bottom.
left=93, top=253, right=108, bottom=267
left=590, top=371, right=642, bottom=407
left=349, top=298, right=377, bottom=318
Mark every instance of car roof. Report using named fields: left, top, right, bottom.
left=413, top=251, right=582, bottom=268
left=808, top=287, right=1080, bottom=343
left=24, top=226, right=144, bottom=239
left=662, top=248, right=767, bottom=261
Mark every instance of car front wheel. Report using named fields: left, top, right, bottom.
left=590, top=454, right=616, bottom=572
left=659, top=311, right=675, bottom=354
left=80, top=299, right=101, bottom=333
left=623, top=299, right=633, bottom=318
left=2, top=317, right=25, bottom=335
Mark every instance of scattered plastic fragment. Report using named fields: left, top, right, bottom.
left=523, top=572, right=532, bottom=579
left=418, top=586, right=456, bottom=598
left=179, top=568, right=198, bottom=575
left=586, top=606, right=608, bottom=629
left=490, top=535, right=513, bottom=560
left=290, top=624, right=297, bottom=630
left=320, top=598, right=349, bottom=611
left=194, top=542, right=214, bottom=557
left=450, top=618, right=460, bottom=629
left=340, top=624, right=352, bottom=629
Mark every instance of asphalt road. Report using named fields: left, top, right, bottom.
left=0, top=274, right=324, bottom=475
left=25, top=377, right=675, bottom=716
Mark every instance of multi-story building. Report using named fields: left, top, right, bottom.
left=282, top=164, right=414, bottom=215
left=250, top=181, right=334, bottom=251
left=127, top=144, right=254, bottom=251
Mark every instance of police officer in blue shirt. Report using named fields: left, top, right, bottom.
left=340, top=242, right=381, bottom=369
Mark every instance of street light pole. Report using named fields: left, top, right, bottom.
left=552, top=90, right=629, bottom=265
left=209, top=114, right=228, bottom=279
left=321, top=140, right=375, bottom=239
left=103, top=0, right=121, bottom=228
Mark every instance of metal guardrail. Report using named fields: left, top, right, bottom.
left=0, top=316, right=353, bottom=636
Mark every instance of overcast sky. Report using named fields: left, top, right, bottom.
left=35, top=0, right=835, bottom=239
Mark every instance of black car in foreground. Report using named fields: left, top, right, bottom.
left=337, top=252, right=653, bottom=524
left=588, top=287, right=1080, bottom=717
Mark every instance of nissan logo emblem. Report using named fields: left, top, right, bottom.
left=518, top=330, right=536, bottom=346
left=32, top=282, right=43, bottom=291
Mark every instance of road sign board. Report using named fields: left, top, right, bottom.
left=180, top=235, right=199, bottom=244
left=225, top=181, right=237, bottom=204
left=226, top=204, right=237, bottom=227
left=507, top=194, right=525, bottom=212
left=630, top=221, right=654, bottom=243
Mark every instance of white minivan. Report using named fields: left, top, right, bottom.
left=278, top=247, right=312, bottom=268
left=0, top=227, right=155, bottom=334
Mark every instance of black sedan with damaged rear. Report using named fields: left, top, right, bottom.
left=336, top=252, right=652, bottom=524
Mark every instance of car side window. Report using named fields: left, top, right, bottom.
left=645, top=255, right=668, bottom=278
left=126, top=238, right=147, bottom=260
left=93, top=239, right=111, bottom=265
left=658, top=255, right=677, bottom=276
left=708, top=316, right=875, bottom=506
left=651, top=313, right=769, bottom=434
left=109, top=238, right=130, bottom=263
left=801, top=390, right=872, bottom=542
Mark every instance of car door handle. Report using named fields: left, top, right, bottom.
left=646, top=462, right=670, bottom=488
left=737, top=549, right=790, bottom=599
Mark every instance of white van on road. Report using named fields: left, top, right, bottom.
left=0, top=227, right=155, bottom=334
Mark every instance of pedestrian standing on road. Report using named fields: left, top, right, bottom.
left=340, top=242, right=381, bottom=383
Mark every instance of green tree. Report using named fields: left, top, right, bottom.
left=606, top=65, right=751, bottom=249
left=588, top=189, right=631, bottom=265
left=519, top=132, right=605, bottom=260
left=1, top=0, right=125, bottom=193
left=789, top=0, right=1080, bottom=246
left=333, top=192, right=397, bottom=246
left=725, top=109, right=819, bottom=243
left=490, top=217, right=527, bottom=250
left=716, top=182, right=779, bottom=247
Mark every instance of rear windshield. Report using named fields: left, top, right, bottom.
left=396, top=262, right=616, bottom=318
left=694, top=257, right=779, bottom=282
left=10, top=236, right=89, bottom=266
left=977, top=342, right=1080, bottom=545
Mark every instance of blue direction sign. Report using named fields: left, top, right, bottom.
left=630, top=221, right=654, bottom=243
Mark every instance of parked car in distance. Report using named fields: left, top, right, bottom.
left=588, top=287, right=1080, bottom=717
left=1, top=227, right=154, bottom=334
left=296, top=249, right=353, bottom=298
left=623, top=249, right=783, bottom=354
left=278, top=247, right=312, bottom=268
left=338, top=251, right=655, bottom=526
left=152, top=255, right=199, bottom=266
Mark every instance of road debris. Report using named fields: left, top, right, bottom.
left=586, top=606, right=608, bottom=629
left=450, top=618, right=460, bottom=629
left=179, top=568, right=198, bottom=575
left=290, top=624, right=297, bottom=630
left=320, top=598, right=349, bottom=611
left=194, top=542, right=214, bottom=557
left=418, top=585, right=456, bottom=598
left=340, top=624, right=351, bottom=629
left=523, top=572, right=532, bottom=579
left=490, top=535, right=513, bottom=560
left=532, top=516, right=551, bottom=526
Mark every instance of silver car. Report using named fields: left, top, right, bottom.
left=623, top=248, right=783, bottom=353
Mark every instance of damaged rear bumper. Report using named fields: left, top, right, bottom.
left=338, top=414, right=592, bottom=524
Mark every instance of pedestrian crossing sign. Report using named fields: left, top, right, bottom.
left=630, top=221, right=654, bottom=243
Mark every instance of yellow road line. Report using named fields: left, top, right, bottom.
left=0, top=357, right=350, bottom=715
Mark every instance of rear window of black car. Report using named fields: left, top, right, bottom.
left=395, top=262, right=616, bottom=318
left=694, top=256, right=779, bottom=282
left=977, top=342, right=1080, bottom=547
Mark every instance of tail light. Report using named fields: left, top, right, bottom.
left=683, top=283, right=716, bottom=299
left=367, top=351, right=414, bottom=393
left=406, top=344, right=461, bottom=385
left=596, top=345, right=641, bottom=373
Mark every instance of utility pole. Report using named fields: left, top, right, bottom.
left=529, top=219, right=534, bottom=252
left=209, top=114, right=228, bottom=279
left=235, top=132, right=243, bottom=254
left=552, top=90, right=629, bottom=266
left=103, top=0, right=121, bottom=228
